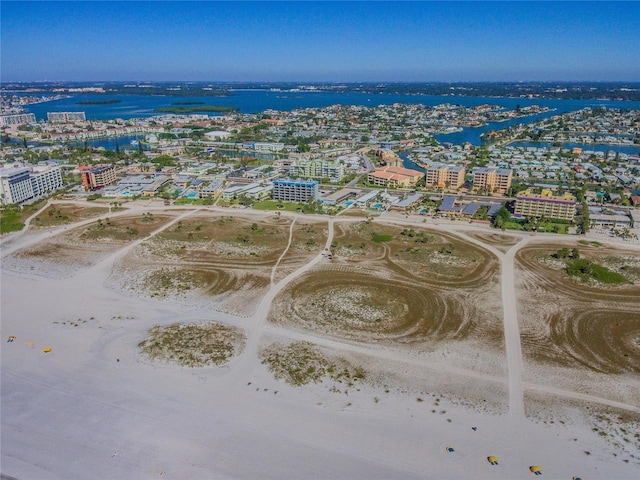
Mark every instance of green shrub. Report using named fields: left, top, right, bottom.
left=566, top=259, right=627, bottom=284
left=590, top=264, right=627, bottom=284
left=372, top=233, right=393, bottom=243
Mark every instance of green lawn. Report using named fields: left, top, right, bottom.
left=372, top=233, right=394, bottom=243
left=0, top=200, right=46, bottom=234
left=252, top=200, right=326, bottom=213
left=0, top=208, right=24, bottom=234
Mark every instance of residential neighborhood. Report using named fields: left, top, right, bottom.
left=1, top=103, right=639, bottom=239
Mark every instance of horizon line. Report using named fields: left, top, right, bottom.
left=3, top=80, right=640, bottom=84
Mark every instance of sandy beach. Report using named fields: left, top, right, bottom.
left=2, top=200, right=639, bottom=479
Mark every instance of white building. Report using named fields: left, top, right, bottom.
left=0, top=113, right=36, bottom=126
left=289, top=158, right=345, bottom=181
left=222, top=182, right=273, bottom=201
left=47, top=111, right=86, bottom=123
left=0, top=166, right=63, bottom=205
left=252, top=142, right=285, bottom=153
left=272, top=178, right=319, bottom=203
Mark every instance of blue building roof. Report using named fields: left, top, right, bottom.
left=487, top=204, right=503, bottom=217
left=439, top=196, right=460, bottom=212
left=462, top=203, right=481, bottom=215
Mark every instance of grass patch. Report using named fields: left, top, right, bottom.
left=579, top=240, right=603, bottom=247
left=80, top=218, right=144, bottom=240
left=138, top=322, right=245, bottom=367
left=372, top=233, right=393, bottom=243
left=566, top=258, right=628, bottom=284
left=503, top=221, right=524, bottom=231
left=261, top=341, right=366, bottom=387
left=33, top=205, right=110, bottom=228
left=251, top=199, right=324, bottom=213
left=0, top=200, right=46, bottom=234
left=0, top=208, right=24, bottom=234
left=144, top=267, right=205, bottom=295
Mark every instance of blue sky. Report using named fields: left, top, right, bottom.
left=2, top=1, right=639, bottom=82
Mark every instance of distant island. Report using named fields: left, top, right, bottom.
left=155, top=105, right=239, bottom=114
left=76, top=99, right=122, bottom=105
left=5, top=81, right=640, bottom=101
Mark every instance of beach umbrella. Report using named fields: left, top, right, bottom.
left=43, top=347, right=53, bottom=353
left=529, top=465, right=542, bottom=475
left=446, top=446, right=455, bottom=453
left=487, top=456, right=499, bottom=465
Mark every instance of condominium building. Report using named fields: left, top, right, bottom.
left=0, top=113, right=36, bottom=126
left=425, top=164, right=447, bottom=187
left=425, top=164, right=466, bottom=189
left=494, top=168, right=513, bottom=193
left=80, top=164, right=117, bottom=190
left=0, top=166, right=63, bottom=205
left=272, top=178, right=319, bottom=203
left=47, top=111, right=86, bottom=123
left=367, top=165, right=424, bottom=188
left=222, top=182, right=273, bottom=201
left=30, top=166, right=64, bottom=197
left=289, top=159, right=345, bottom=181
left=514, top=189, right=577, bottom=221
left=243, top=142, right=285, bottom=152
left=472, top=167, right=513, bottom=194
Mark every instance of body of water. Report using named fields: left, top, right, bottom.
left=399, top=151, right=424, bottom=172
left=215, top=148, right=281, bottom=161
left=71, top=134, right=147, bottom=151
left=24, top=91, right=640, bottom=147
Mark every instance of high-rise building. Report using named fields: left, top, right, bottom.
left=289, top=159, right=345, bottom=181
left=0, top=113, right=36, bottom=126
left=80, top=165, right=117, bottom=190
left=425, top=164, right=466, bottom=189
left=0, top=166, right=63, bottom=205
left=472, top=167, right=512, bottom=194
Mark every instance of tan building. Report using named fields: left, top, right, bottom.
left=80, top=164, right=117, bottom=191
left=425, top=164, right=448, bottom=187
left=448, top=166, right=466, bottom=189
left=367, top=165, right=423, bottom=188
left=425, top=164, right=466, bottom=189
left=472, top=167, right=512, bottom=194
left=514, top=189, right=577, bottom=221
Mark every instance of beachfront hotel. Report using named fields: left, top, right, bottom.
left=514, top=189, right=577, bottom=221
left=0, top=165, right=63, bottom=205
